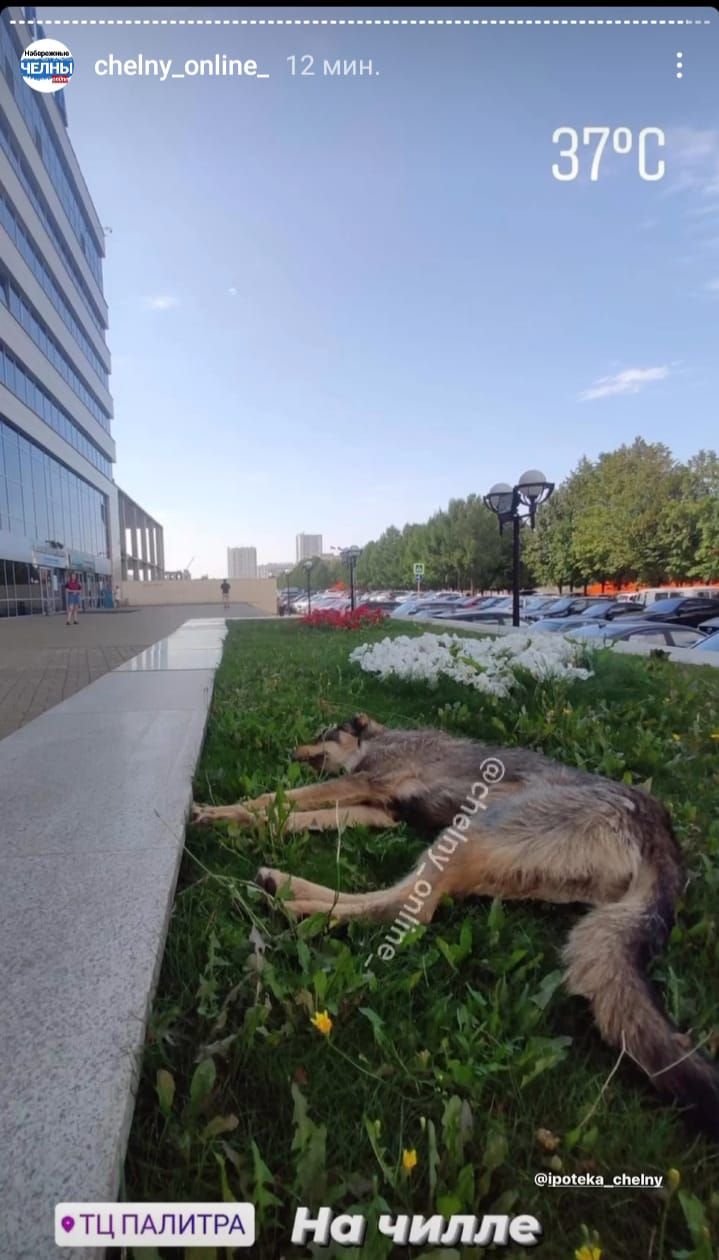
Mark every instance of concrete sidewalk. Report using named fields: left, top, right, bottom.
left=0, top=617, right=230, bottom=1260
left=0, top=603, right=263, bottom=740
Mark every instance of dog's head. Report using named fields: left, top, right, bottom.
left=292, top=713, right=384, bottom=772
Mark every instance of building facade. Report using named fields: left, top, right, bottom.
left=227, top=546, right=257, bottom=579
left=118, top=488, right=164, bottom=581
left=295, top=533, right=322, bottom=562
left=0, top=8, right=155, bottom=616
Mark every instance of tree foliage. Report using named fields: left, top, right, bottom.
left=280, top=440, right=719, bottom=594
left=355, top=495, right=518, bottom=591
left=527, top=439, right=719, bottom=589
left=282, top=556, right=345, bottom=591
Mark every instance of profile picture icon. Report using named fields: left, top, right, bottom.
left=20, top=37, right=74, bottom=93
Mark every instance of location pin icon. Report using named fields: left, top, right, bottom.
left=61, top=1216, right=75, bottom=1233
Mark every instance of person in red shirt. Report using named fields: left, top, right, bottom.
left=65, top=573, right=82, bottom=625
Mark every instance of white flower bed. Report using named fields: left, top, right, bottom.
left=349, top=631, right=593, bottom=698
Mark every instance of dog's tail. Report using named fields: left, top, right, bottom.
left=563, top=859, right=719, bottom=1140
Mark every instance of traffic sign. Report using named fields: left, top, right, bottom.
left=413, top=563, right=425, bottom=577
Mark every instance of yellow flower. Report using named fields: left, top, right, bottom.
left=671, top=733, right=681, bottom=742
left=310, top=1010, right=333, bottom=1037
left=402, top=1148, right=418, bottom=1172
left=575, top=1247, right=602, bottom=1260
left=667, top=1167, right=681, bottom=1192
left=710, top=733, right=719, bottom=741
left=536, top=1127, right=561, bottom=1152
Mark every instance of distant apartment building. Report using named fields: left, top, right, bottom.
left=227, top=546, right=257, bottom=579
left=296, top=533, right=322, bottom=562
left=257, top=560, right=293, bottom=580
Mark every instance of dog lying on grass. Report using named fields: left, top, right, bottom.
left=192, top=713, right=719, bottom=1140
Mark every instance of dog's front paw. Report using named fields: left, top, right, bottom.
left=191, top=802, right=214, bottom=825
left=191, top=802, right=254, bottom=826
left=255, top=866, right=282, bottom=896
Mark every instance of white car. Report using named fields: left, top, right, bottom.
left=566, top=622, right=705, bottom=648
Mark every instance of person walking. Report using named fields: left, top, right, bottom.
left=220, top=579, right=231, bottom=610
left=65, top=572, right=82, bottom=625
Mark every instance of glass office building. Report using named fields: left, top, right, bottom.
left=0, top=8, right=119, bottom=615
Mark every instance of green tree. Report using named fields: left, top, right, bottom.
left=305, top=443, right=719, bottom=595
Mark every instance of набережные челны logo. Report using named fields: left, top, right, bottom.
left=20, top=38, right=74, bottom=93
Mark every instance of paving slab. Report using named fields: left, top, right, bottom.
left=159, top=631, right=229, bottom=650
left=0, top=845, right=184, bottom=1260
left=0, top=706, right=208, bottom=858
left=115, top=642, right=224, bottom=671
left=0, top=614, right=233, bottom=1259
left=56, top=668, right=216, bottom=714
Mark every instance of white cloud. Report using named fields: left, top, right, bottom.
left=670, top=128, right=719, bottom=166
left=228, top=286, right=238, bottom=297
left=666, top=129, right=719, bottom=200
left=578, top=366, right=670, bottom=402
left=141, top=295, right=179, bottom=311
left=707, top=278, right=719, bottom=292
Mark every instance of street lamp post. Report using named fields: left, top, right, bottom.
left=340, top=546, right=362, bottom=611
left=484, top=470, right=554, bottom=628
left=303, top=559, right=313, bottom=614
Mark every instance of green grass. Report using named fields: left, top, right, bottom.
left=123, top=620, right=719, bottom=1259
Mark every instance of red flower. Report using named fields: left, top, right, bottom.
left=299, top=606, right=388, bottom=630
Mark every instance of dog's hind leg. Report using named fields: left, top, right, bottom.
left=256, top=853, right=446, bottom=923
left=256, top=780, right=641, bottom=923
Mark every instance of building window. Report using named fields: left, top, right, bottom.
left=0, top=343, right=112, bottom=479
left=0, top=416, right=110, bottom=563
left=0, top=190, right=110, bottom=387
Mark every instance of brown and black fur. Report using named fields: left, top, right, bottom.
left=192, top=714, right=719, bottom=1140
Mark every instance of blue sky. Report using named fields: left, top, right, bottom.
left=39, top=6, right=719, bottom=574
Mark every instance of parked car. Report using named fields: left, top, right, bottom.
left=411, top=596, right=472, bottom=616
left=623, top=597, right=719, bottom=628
left=521, top=595, right=558, bottom=616
left=431, top=596, right=508, bottom=621
left=531, top=614, right=611, bottom=634
left=586, top=600, right=653, bottom=620
left=293, top=593, right=349, bottom=615
left=639, top=586, right=719, bottom=605
left=435, top=597, right=518, bottom=623
left=523, top=595, right=608, bottom=622
left=690, top=631, right=719, bottom=653
left=387, top=599, right=450, bottom=619
left=360, top=598, right=400, bottom=612
left=534, top=600, right=648, bottom=628
left=450, top=595, right=495, bottom=610
left=567, top=621, right=707, bottom=648
left=390, top=599, right=422, bottom=618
